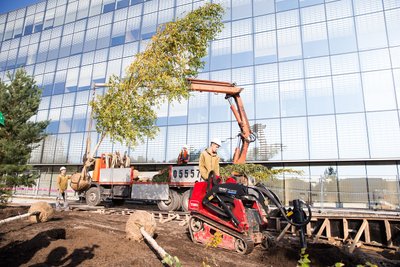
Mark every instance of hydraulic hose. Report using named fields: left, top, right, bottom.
left=254, top=183, right=312, bottom=227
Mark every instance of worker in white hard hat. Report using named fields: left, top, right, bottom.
left=199, top=138, right=221, bottom=180
left=56, top=166, right=71, bottom=210
left=177, top=144, right=190, bottom=165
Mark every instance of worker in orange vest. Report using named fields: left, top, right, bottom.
left=177, top=145, right=190, bottom=165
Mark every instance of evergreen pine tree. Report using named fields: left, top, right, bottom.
left=0, top=69, right=48, bottom=202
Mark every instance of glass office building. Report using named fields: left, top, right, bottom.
left=1, top=0, right=400, bottom=209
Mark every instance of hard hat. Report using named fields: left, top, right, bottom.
left=210, top=138, right=222, bottom=147
left=60, top=166, right=66, bottom=171
left=183, top=144, right=189, bottom=149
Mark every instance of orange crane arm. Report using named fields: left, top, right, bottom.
left=187, top=78, right=256, bottom=164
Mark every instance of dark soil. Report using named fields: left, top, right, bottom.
left=0, top=205, right=399, bottom=267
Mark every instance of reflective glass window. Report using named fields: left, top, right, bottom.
left=275, top=0, right=299, bottom=12
left=188, top=92, right=209, bottom=124
left=232, top=35, right=253, bottom=68
left=68, top=133, right=84, bottom=164
left=84, top=28, right=98, bottom=52
left=71, top=31, right=85, bottom=55
left=59, top=107, right=73, bottom=133
left=37, top=40, right=49, bottom=63
left=327, top=18, right=357, bottom=54
left=353, top=0, right=383, bottom=15
left=126, top=17, right=141, bottom=42
left=254, top=31, right=277, bottom=64
left=39, top=97, right=51, bottom=110
left=65, top=68, right=79, bottom=93
left=281, top=117, right=309, bottom=160
left=42, top=135, right=56, bottom=163
left=47, top=37, right=60, bottom=60
left=280, top=79, right=306, bottom=117
left=279, top=60, right=303, bottom=81
left=65, top=1, right=78, bottom=23
left=42, top=73, right=54, bottom=96
left=77, top=1, right=90, bottom=20
left=141, top=13, right=157, bottom=39
left=232, top=0, right=252, bottom=20
left=54, top=5, right=66, bottom=27
left=147, top=127, right=166, bottom=162
left=253, top=0, right=275, bottom=16
left=209, top=122, right=231, bottom=162
left=366, top=165, right=400, bottom=208
left=72, top=105, right=88, bottom=132
left=355, top=12, right=388, bottom=50
left=187, top=124, right=208, bottom=162
left=255, top=82, right=280, bottom=119
left=336, top=113, right=369, bottom=159
left=332, top=73, right=364, bottom=113
left=277, top=27, right=302, bottom=60
left=92, top=62, right=107, bottom=83
left=76, top=91, right=90, bottom=106
left=155, top=101, right=168, bottom=126
left=302, top=22, right=329, bottom=58
left=53, top=70, right=67, bottom=95
left=325, top=0, right=353, bottom=20
left=103, top=3, right=115, bottom=13
left=168, top=99, right=188, bottom=125
left=255, top=64, right=278, bottom=83
left=130, top=141, right=147, bottom=163
left=277, top=10, right=299, bottom=29
left=209, top=88, right=231, bottom=122
left=166, top=125, right=187, bottom=162
left=300, top=4, right=325, bottom=25
left=232, top=19, right=251, bottom=37
left=78, top=65, right=93, bottom=91
left=254, top=14, right=276, bottom=33
left=391, top=46, right=400, bottom=68
left=254, top=119, right=281, bottom=160
left=54, top=134, right=70, bottom=163
left=299, top=0, right=324, bottom=7
left=213, top=0, right=231, bottom=21
left=384, top=0, right=400, bottom=9
left=309, top=165, right=338, bottom=208
left=210, top=39, right=231, bottom=71
left=59, top=34, right=72, bottom=58
left=330, top=53, right=359, bottom=75
left=385, top=9, right=400, bottom=46
left=111, top=20, right=127, bottom=47
left=367, top=111, right=400, bottom=158
left=359, top=49, right=391, bottom=72
left=47, top=108, right=61, bottom=134
left=158, top=8, right=174, bottom=25
left=308, top=115, right=338, bottom=159
left=62, top=92, right=75, bottom=107
left=97, top=24, right=112, bottom=49
left=232, top=66, right=253, bottom=85
left=94, top=48, right=109, bottom=63
left=117, top=0, right=130, bottom=10
left=362, top=70, right=396, bottom=111
left=50, top=95, right=63, bottom=109
left=337, top=165, right=368, bottom=208
left=394, top=69, right=400, bottom=107
left=306, top=77, right=334, bottom=115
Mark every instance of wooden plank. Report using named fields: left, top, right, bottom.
left=384, top=219, right=393, bottom=247
left=314, top=218, right=329, bottom=242
left=326, top=219, right=331, bottom=238
left=343, top=218, right=349, bottom=241
left=364, top=220, right=370, bottom=243
left=349, top=219, right=368, bottom=253
left=276, top=223, right=291, bottom=242
left=306, top=221, right=312, bottom=237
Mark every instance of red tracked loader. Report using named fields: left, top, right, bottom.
left=186, top=79, right=312, bottom=254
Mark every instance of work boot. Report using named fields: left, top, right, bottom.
left=63, top=201, right=69, bottom=211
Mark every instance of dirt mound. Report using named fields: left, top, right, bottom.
left=125, top=210, right=156, bottom=242
left=28, top=202, right=54, bottom=223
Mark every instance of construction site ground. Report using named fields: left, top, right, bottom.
left=1, top=203, right=400, bottom=267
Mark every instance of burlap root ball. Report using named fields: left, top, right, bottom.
left=28, top=201, right=54, bottom=223
left=70, top=173, right=90, bottom=192
left=125, top=210, right=156, bottom=242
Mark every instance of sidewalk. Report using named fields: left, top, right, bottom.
left=8, top=194, right=79, bottom=205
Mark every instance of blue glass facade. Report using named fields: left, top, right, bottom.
left=1, top=0, right=400, bottom=208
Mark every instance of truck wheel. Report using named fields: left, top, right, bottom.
left=157, top=190, right=177, bottom=211
left=172, top=191, right=182, bottom=211
left=181, top=190, right=191, bottom=212
left=86, top=187, right=101, bottom=206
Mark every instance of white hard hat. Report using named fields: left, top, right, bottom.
left=60, top=166, right=66, bottom=171
left=183, top=144, right=189, bottom=149
left=210, top=138, right=222, bottom=147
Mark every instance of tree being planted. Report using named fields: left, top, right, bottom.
left=72, top=4, right=224, bottom=191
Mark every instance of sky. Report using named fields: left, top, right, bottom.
left=0, top=0, right=45, bottom=15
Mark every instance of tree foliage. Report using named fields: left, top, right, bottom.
left=220, top=163, right=303, bottom=183
left=0, top=69, right=48, bottom=202
left=90, top=3, right=224, bottom=153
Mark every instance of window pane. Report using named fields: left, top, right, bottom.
left=385, top=9, right=400, bottom=46
left=308, top=115, right=338, bottom=159
left=330, top=53, right=359, bottom=75
left=254, top=31, right=277, bottom=64
left=253, top=0, right=275, bottom=16
left=306, top=77, right=334, bottom=115
left=277, top=27, right=302, bottom=60
left=300, top=4, right=325, bottom=25
left=68, top=133, right=84, bottom=164
left=367, top=111, right=400, bottom=158
left=168, top=99, right=188, bottom=125
left=280, top=79, right=306, bottom=117
left=336, top=113, right=369, bottom=159
left=326, top=0, right=353, bottom=20
left=72, top=105, right=88, bottom=132
left=337, top=165, right=368, bottom=208
left=332, top=73, right=364, bottom=113
left=210, top=122, right=231, bottom=162
left=256, top=83, right=280, bottom=119
left=42, top=135, right=56, bottom=163
left=362, top=70, right=396, bottom=111
left=327, top=18, right=357, bottom=54
left=232, top=35, right=253, bottom=68
left=304, top=56, right=331, bottom=78
left=188, top=92, right=209, bottom=124
left=54, top=134, right=69, bottom=163
left=210, top=39, right=231, bottom=71
left=277, top=10, right=299, bottom=29
left=281, top=117, right=309, bottom=160
left=147, top=127, right=166, bottom=163
left=255, top=119, right=281, bottom=160
left=355, top=12, right=388, bottom=50
left=302, top=22, right=329, bottom=58
left=278, top=60, right=303, bottom=81
left=232, top=0, right=252, bottom=20
left=255, top=63, right=278, bottom=83
left=166, top=125, right=187, bottom=163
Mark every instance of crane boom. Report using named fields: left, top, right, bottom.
left=187, top=78, right=255, bottom=164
